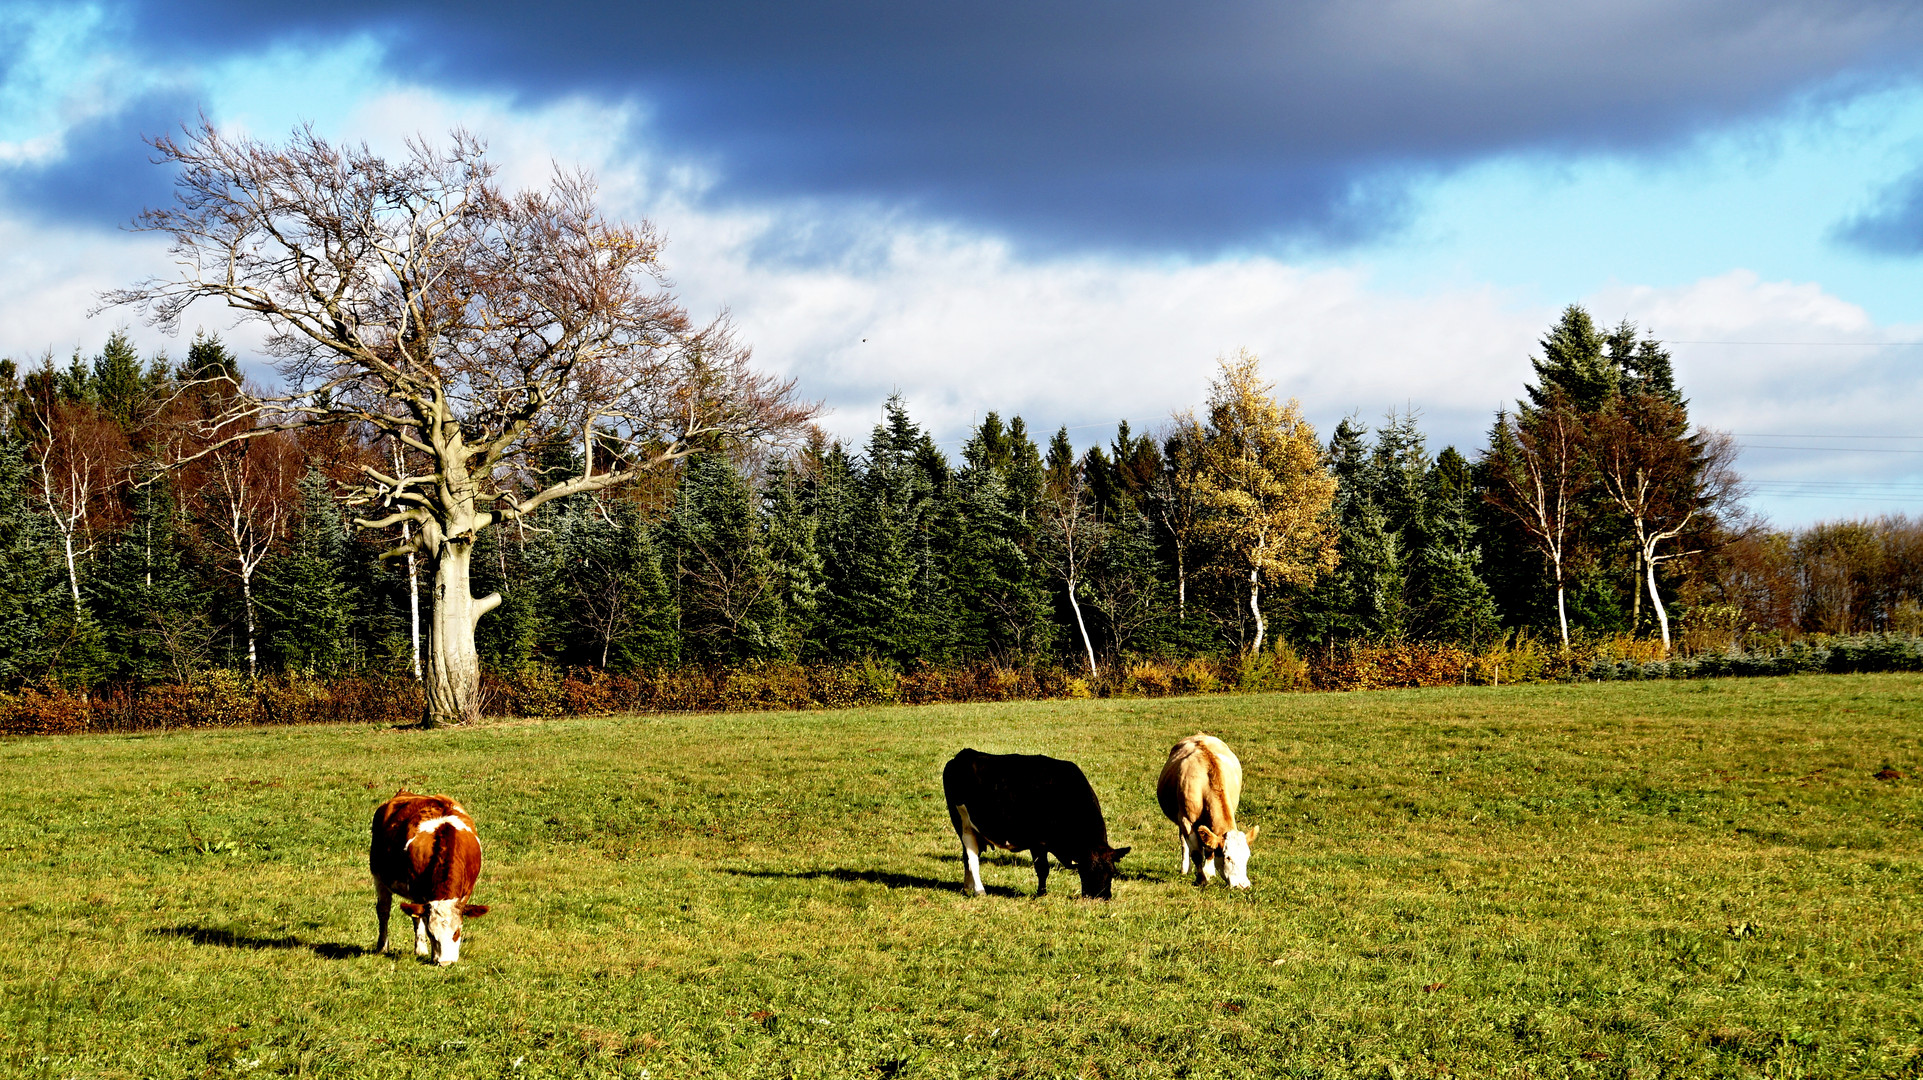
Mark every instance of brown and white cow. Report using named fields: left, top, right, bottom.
left=370, top=790, right=488, bottom=965
left=1156, top=734, right=1258, bottom=888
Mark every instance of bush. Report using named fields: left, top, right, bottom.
left=6, top=633, right=1918, bottom=737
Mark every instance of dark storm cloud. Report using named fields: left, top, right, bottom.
left=1, top=88, right=197, bottom=228
left=107, top=1, right=1923, bottom=247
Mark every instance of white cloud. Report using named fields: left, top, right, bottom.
left=0, top=41, right=1914, bottom=527
left=1592, top=271, right=1923, bottom=523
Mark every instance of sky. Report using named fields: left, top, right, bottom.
left=2, top=1, right=1921, bottom=525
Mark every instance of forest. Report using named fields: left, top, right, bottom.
left=2, top=299, right=1916, bottom=720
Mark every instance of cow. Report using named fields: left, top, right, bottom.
left=1156, top=733, right=1258, bottom=888
left=369, top=791, right=488, bottom=965
left=942, top=749, right=1130, bottom=899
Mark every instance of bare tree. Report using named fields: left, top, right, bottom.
left=1154, top=415, right=1208, bottom=619
left=1591, top=394, right=1743, bottom=651
left=24, top=396, right=129, bottom=616
left=1038, top=463, right=1108, bottom=678
left=1483, top=393, right=1588, bottom=649
left=194, top=431, right=302, bottom=676
left=109, top=123, right=813, bottom=725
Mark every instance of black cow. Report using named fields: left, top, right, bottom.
left=942, top=748, right=1131, bottom=899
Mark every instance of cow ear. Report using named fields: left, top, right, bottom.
left=399, top=902, right=425, bottom=916
left=461, top=903, right=489, bottom=918
left=1111, top=846, right=1130, bottom=861
left=1244, top=826, right=1259, bottom=845
left=1196, top=825, right=1220, bottom=847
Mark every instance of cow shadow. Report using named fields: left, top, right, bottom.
left=719, top=867, right=1024, bottom=899
left=152, top=925, right=365, bottom=959
left=930, top=852, right=1173, bottom=883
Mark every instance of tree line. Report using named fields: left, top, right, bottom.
left=5, top=303, right=1909, bottom=697
left=4, top=122, right=1914, bottom=716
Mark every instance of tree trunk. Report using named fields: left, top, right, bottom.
left=60, top=531, right=82, bottom=617
left=1646, top=544, right=1671, bottom=654
left=422, top=537, right=502, bottom=727
left=1175, top=546, right=1186, bottom=618
left=1248, top=567, right=1266, bottom=654
left=1066, top=573, right=1098, bottom=679
left=242, top=571, right=258, bottom=677
left=1629, top=546, right=1643, bottom=632
left=404, top=522, right=422, bottom=681
left=1552, top=558, right=1569, bottom=649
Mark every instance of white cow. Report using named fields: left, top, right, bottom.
left=1155, top=733, right=1258, bottom=888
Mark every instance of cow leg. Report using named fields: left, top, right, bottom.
left=1177, top=824, right=1194, bottom=878
left=955, top=806, right=986, bottom=896
left=1180, top=826, right=1210, bottom=886
left=1032, top=849, right=1050, bottom=897
left=413, top=911, right=431, bottom=957
left=374, top=885, right=392, bottom=953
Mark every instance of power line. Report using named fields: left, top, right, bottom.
left=1738, top=443, right=1923, bottom=453
left=1732, top=433, right=1923, bottom=440
left=1663, top=339, right=1923, bottom=346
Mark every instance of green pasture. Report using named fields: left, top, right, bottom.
left=3, top=675, right=1922, bottom=1078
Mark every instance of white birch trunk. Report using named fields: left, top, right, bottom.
left=1248, top=567, right=1266, bottom=654
left=1646, top=541, right=1671, bottom=653
left=1066, top=572, right=1098, bottom=678
left=241, top=571, right=258, bottom=678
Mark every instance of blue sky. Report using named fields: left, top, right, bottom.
left=2, top=0, right=1921, bottom=523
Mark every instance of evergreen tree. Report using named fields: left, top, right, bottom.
left=0, top=432, right=67, bottom=686
left=89, top=477, right=211, bottom=683
left=806, top=442, right=874, bottom=659
left=561, top=497, right=677, bottom=669
left=471, top=516, right=551, bottom=671
left=1297, top=417, right=1398, bottom=642
left=1404, top=447, right=1501, bottom=645
left=763, top=460, right=824, bottom=659
left=256, top=471, right=359, bottom=675
left=1525, top=305, right=1617, bottom=413
left=666, top=453, right=782, bottom=664
left=945, top=415, right=1050, bottom=659
left=813, top=398, right=953, bottom=663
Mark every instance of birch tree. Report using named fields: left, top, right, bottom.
left=1191, top=351, right=1337, bottom=654
left=195, top=431, right=301, bottom=675
left=1037, top=449, right=1107, bottom=678
left=1591, top=394, right=1741, bottom=652
left=109, top=124, right=811, bottom=725
left=1483, top=393, right=1588, bottom=649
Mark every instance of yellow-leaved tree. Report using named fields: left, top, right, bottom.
left=1192, top=350, right=1338, bottom=653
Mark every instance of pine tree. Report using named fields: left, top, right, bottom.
left=1297, top=417, right=1398, bottom=643
left=89, top=476, right=211, bottom=683
left=255, top=470, right=359, bottom=675
left=945, top=415, right=1050, bottom=660
left=763, top=460, right=824, bottom=660
left=0, top=432, right=67, bottom=686
left=1404, top=448, right=1500, bottom=645
left=666, top=453, right=782, bottom=664
left=1526, top=305, right=1617, bottom=414
left=560, top=497, right=677, bottom=670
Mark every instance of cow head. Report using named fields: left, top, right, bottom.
left=399, top=900, right=488, bottom=965
left=1196, top=825, right=1259, bottom=888
left=1075, top=846, right=1131, bottom=900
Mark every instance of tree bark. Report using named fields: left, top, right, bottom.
left=1066, top=571, right=1098, bottom=679
left=1249, top=567, right=1267, bottom=654
left=241, top=571, right=257, bottom=677
left=422, top=535, right=501, bottom=727
left=1646, top=541, right=1671, bottom=654
left=406, top=533, right=422, bottom=682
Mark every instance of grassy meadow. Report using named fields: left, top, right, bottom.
left=2, top=675, right=1922, bottom=1078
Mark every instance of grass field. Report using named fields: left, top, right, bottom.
left=3, top=675, right=1922, bottom=1079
